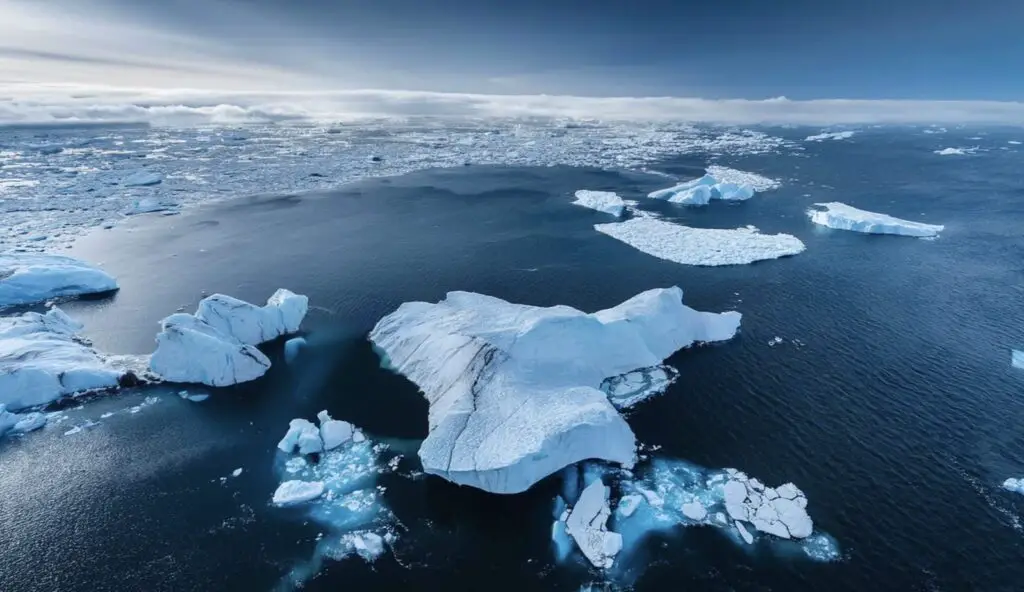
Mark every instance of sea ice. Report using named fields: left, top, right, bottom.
left=562, top=478, right=623, bottom=569
left=595, top=217, right=805, bottom=267
left=705, top=166, right=780, bottom=191
left=272, top=480, right=326, bottom=505
left=1011, top=350, right=1023, bottom=370
left=934, top=147, right=976, bottom=155
left=317, top=410, right=355, bottom=451
left=231, top=468, right=243, bottom=478
left=0, top=404, right=47, bottom=437
left=122, top=171, right=163, bottom=186
left=804, top=131, right=856, bottom=141
left=572, top=190, right=629, bottom=217
left=340, top=531, right=387, bottom=561
left=647, top=174, right=755, bottom=205
left=370, top=287, right=741, bottom=494
left=123, top=198, right=178, bottom=216
left=0, top=307, right=134, bottom=410
left=195, top=289, right=308, bottom=346
left=0, top=253, right=118, bottom=308
left=278, top=419, right=325, bottom=455
left=1002, top=478, right=1024, bottom=495
left=149, top=313, right=271, bottom=386
left=807, top=202, right=944, bottom=237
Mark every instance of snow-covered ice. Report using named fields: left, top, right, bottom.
left=0, top=253, right=118, bottom=308
left=1012, top=350, right=1023, bottom=370
left=272, top=480, right=326, bottom=505
left=370, top=287, right=741, bottom=494
left=595, top=217, right=805, bottom=267
left=196, top=289, right=308, bottom=346
left=149, top=313, right=271, bottom=386
left=807, top=202, right=944, bottom=237
left=805, top=131, right=856, bottom=141
left=0, top=307, right=138, bottom=410
left=572, top=190, right=630, bottom=217
left=231, top=468, right=244, bottom=478
left=562, top=478, right=623, bottom=569
left=1003, top=478, right=1024, bottom=494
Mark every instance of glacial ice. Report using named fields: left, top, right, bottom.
left=196, top=289, right=308, bottom=346
left=600, top=366, right=678, bottom=410
left=562, top=478, right=622, bottom=569
left=273, top=480, right=326, bottom=505
left=805, top=131, right=856, bottom=141
left=807, top=202, right=944, bottom=237
left=595, top=217, right=805, bottom=267
left=1011, top=350, right=1023, bottom=370
left=149, top=313, right=271, bottom=386
left=369, top=287, right=741, bottom=494
left=647, top=174, right=755, bottom=205
left=122, top=171, right=163, bottom=187
left=0, top=253, right=118, bottom=308
left=0, top=307, right=135, bottom=410
left=572, top=190, right=630, bottom=217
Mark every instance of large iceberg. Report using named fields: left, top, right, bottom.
left=149, top=289, right=308, bottom=386
left=572, top=190, right=630, bottom=217
left=369, top=287, right=741, bottom=494
left=595, top=217, right=805, bottom=267
left=0, top=253, right=118, bottom=308
left=0, top=307, right=140, bottom=410
left=648, top=175, right=754, bottom=205
left=807, top=202, right=944, bottom=237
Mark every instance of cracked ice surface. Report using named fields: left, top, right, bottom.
left=595, top=217, right=805, bottom=267
left=370, top=287, right=740, bottom=494
left=0, top=123, right=789, bottom=252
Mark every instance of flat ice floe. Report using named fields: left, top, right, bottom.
left=0, top=253, right=118, bottom=308
left=595, top=217, right=805, bottom=266
left=804, top=131, right=856, bottom=141
left=0, top=404, right=47, bottom=438
left=149, top=289, right=308, bottom=386
left=572, top=190, right=631, bottom=217
left=807, top=202, right=944, bottom=237
left=0, top=307, right=143, bottom=410
left=370, top=287, right=741, bottom=494
left=934, top=147, right=977, bottom=156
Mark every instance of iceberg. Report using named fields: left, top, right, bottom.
left=561, top=478, right=622, bottom=569
left=1003, top=478, right=1024, bottom=495
left=1012, top=350, right=1023, bottom=370
left=804, top=131, right=856, bottom=141
left=705, top=166, right=780, bottom=191
left=0, top=253, right=118, bottom=308
left=196, top=289, right=308, bottom=346
left=807, top=202, right=944, bottom=237
left=572, top=190, right=629, bottom=217
left=122, top=171, right=163, bottom=187
left=273, top=480, right=326, bottom=505
left=278, top=411, right=361, bottom=455
left=0, top=307, right=137, bottom=410
left=0, top=404, right=47, bottom=438
left=595, top=217, right=805, bottom=267
left=369, top=287, right=741, bottom=494
left=149, top=313, right=271, bottom=386
left=647, top=174, right=754, bottom=205
left=317, top=410, right=355, bottom=451
left=934, top=147, right=976, bottom=156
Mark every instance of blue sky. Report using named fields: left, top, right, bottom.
left=2, top=0, right=1023, bottom=100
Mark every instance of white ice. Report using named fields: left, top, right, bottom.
left=934, top=147, right=977, bottom=155
left=278, top=418, right=325, bottom=455
left=370, top=287, right=741, bottom=494
left=804, top=131, right=856, bottom=141
left=0, top=404, right=47, bottom=437
left=317, top=410, right=355, bottom=451
left=1012, top=350, right=1023, bottom=370
left=600, top=366, right=678, bottom=409
left=0, top=253, right=118, bottom=308
left=807, top=202, right=944, bottom=237
left=572, top=190, right=630, bottom=217
left=273, top=480, right=326, bottom=505
left=647, top=173, right=755, bottom=205
left=705, top=166, right=781, bottom=191
left=1002, top=478, right=1024, bottom=495
left=0, top=307, right=134, bottom=410
left=149, top=313, right=271, bottom=386
left=123, top=198, right=178, bottom=216
left=562, top=478, right=623, bottom=569
left=595, top=217, right=805, bottom=267
left=196, top=289, right=308, bottom=346
left=122, top=171, right=163, bottom=187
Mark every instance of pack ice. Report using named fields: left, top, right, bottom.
left=149, top=289, right=308, bottom=386
left=595, top=217, right=805, bottom=267
left=369, top=287, right=741, bottom=494
left=807, top=202, right=944, bottom=237
left=0, top=307, right=140, bottom=410
left=572, top=190, right=630, bottom=217
left=0, top=253, right=118, bottom=308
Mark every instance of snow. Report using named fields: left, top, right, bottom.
left=273, top=480, right=326, bottom=505
left=595, top=217, right=805, bottom=267
left=0, top=253, right=118, bottom=308
left=805, top=131, right=856, bottom=141
left=647, top=173, right=756, bottom=205
left=370, top=287, right=741, bottom=494
left=1012, top=350, right=1023, bottom=370
left=934, top=147, right=977, bottom=155
left=122, top=171, right=163, bottom=186
left=563, top=479, right=623, bottom=569
left=807, top=202, right=944, bottom=237
left=149, top=313, right=271, bottom=386
left=284, top=337, right=306, bottom=363
left=1003, top=478, right=1024, bottom=494
left=195, top=289, right=308, bottom=346
left=572, top=190, right=630, bottom=217
left=0, top=307, right=137, bottom=410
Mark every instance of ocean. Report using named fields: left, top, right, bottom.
left=1, top=126, right=1023, bottom=591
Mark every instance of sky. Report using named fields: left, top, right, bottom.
left=2, top=0, right=1024, bottom=124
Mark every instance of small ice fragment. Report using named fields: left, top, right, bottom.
left=231, top=468, right=243, bottom=478
left=681, top=500, right=708, bottom=521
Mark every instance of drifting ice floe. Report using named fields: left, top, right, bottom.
left=0, top=253, right=118, bottom=308
left=0, top=307, right=141, bottom=410
left=273, top=480, right=326, bottom=505
left=370, top=287, right=741, bottom=494
left=804, top=131, right=856, bottom=142
left=807, top=202, right=944, bottom=237
left=572, top=190, right=630, bottom=217
left=284, top=337, right=306, bottom=363
left=600, top=366, right=678, bottom=410
left=1011, top=350, right=1023, bottom=370
left=149, top=289, right=308, bottom=386
left=595, top=217, right=805, bottom=267
left=648, top=175, right=754, bottom=205
left=1003, top=478, right=1024, bottom=495
left=0, top=404, right=47, bottom=438
left=705, top=166, right=780, bottom=191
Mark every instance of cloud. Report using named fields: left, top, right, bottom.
left=2, top=84, right=1024, bottom=126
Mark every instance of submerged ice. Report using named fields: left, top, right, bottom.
left=370, top=287, right=741, bottom=494
left=0, top=253, right=118, bottom=308
left=595, top=217, right=805, bottom=267
left=807, top=202, right=944, bottom=237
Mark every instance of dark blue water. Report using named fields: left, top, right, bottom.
left=2, top=128, right=1024, bottom=591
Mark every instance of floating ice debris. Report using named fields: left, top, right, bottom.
left=0, top=253, right=118, bottom=308
left=273, top=480, right=326, bottom=506
left=561, top=478, right=622, bottom=569
left=768, top=336, right=784, bottom=347
left=196, top=289, right=308, bottom=346
left=232, top=468, right=244, bottom=478
left=807, top=202, right=944, bottom=237
left=63, top=420, right=99, bottom=436
left=595, top=217, right=805, bottom=267
left=1009, top=140, right=1022, bottom=145
left=284, top=337, right=306, bottom=363
left=122, top=170, right=163, bottom=186
left=0, top=404, right=47, bottom=438
left=1002, top=478, right=1024, bottom=495
left=370, top=287, right=741, bottom=494
left=934, top=147, right=977, bottom=155
left=127, top=395, right=160, bottom=414
left=317, top=410, right=355, bottom=451
left=340, top=531, right=387, bottom=562
left=278, top=419, right=324, bottom=455
left=123, top=198, right=178, bottom=216
left=1012, top=350, right=1023, bottom=370
left=178, top=390, right=210, bottom=402
left=647, top=174, right=755, bottom=205
left=601, top=366, right=678, bottom=410
left=149, top=313, right=271, bottom=386
left=705, top=166, right=780, bottom=191
left=572, top=190, right=630, bottom=217
left=0, top=307, right=142, bottom=410
left=804, top=131, right=856, bottom=141
left=681, top=500, right=708, bottom=521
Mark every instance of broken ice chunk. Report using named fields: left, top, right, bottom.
left=564, top=479, right=622, bottom=569
left=273, top=480, right=326, bottom=506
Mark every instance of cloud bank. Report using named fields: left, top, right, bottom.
left=2, top=84, right=1024, bottom=127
